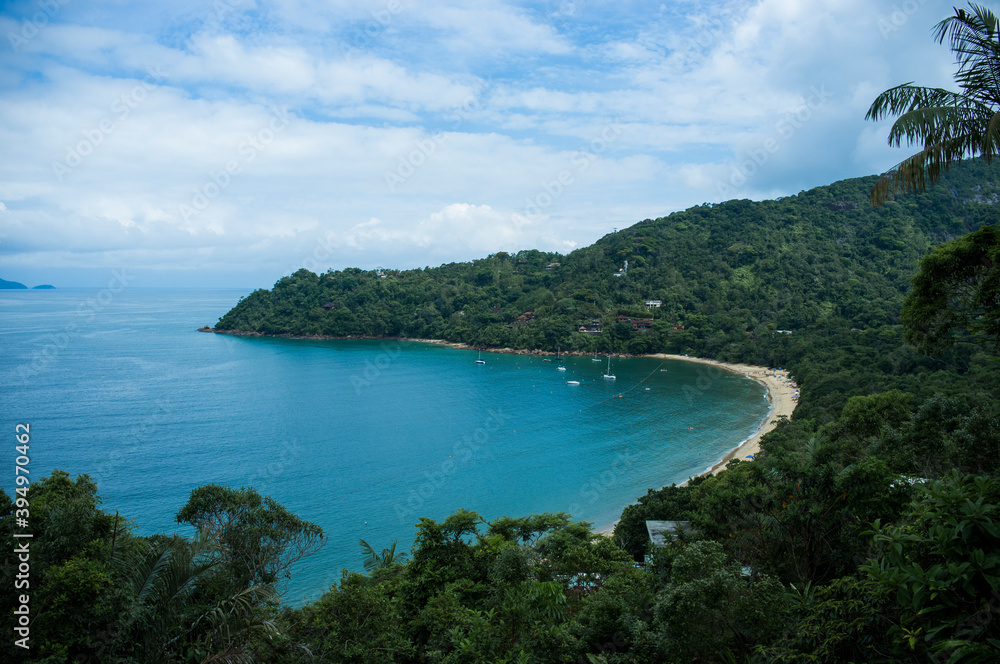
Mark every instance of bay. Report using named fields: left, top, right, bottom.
left=0, top=288, right=770, bottom=605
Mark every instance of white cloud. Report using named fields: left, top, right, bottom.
left=420, top=4, right=573, bottom=57
left=0, top=0, right=966, bottom=286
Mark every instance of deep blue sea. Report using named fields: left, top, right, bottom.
left=0, top=288, right=770, bottom=605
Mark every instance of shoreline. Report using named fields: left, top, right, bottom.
left=201, top=328, right=632, bottom=357
left=201, top=328, right=799, bottom=535
left=593, top=355, right=798, bottom=535
left=647, top=355, right=798, bottom=480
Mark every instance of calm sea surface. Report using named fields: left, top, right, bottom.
left=0, top=288, right=770, bottom=605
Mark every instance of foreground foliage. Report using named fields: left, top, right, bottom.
left=4, top=463, right=999, bottom=663
left=866, top=3, right=1000, bottom=206
left=0, top=476, right=322, bottom=663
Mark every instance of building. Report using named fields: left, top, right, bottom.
left=617, top=315, right=654, bottom=330
left=645, top=520, right=695, bottom=547
left=644, top=520, right=695, bottom=566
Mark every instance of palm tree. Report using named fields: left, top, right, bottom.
left=359, top=538, right=408, bottom=572
left=866, top=3, right=1000, bottom=205
left=116, top=533, right=279, bottom=663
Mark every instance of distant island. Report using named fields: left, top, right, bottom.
left=0, top=277, right=55, bottom=289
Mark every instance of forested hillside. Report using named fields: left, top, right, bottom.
left=218, top=160, right=997, bottom=358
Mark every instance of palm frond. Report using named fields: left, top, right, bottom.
left=866, top=84, right=971, bottom=121
left=867, top=4, right=1000, bottom=204
left=868, top=135, right=969, bottom=206
left=359, top=538, right=408, bottom=572
left=935, top=5, right=1000, bottom=107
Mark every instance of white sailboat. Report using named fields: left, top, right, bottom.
left=603, top=354, right=616, bottom=380
left=592, top=350, right=601, bottom=362
left=475, top=350, right=486, bottom=365
left=557, top=346, right=566, bottom=370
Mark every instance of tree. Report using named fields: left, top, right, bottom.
left=115, top=533, right=279, bottom=664
left=651, top=540, right=787, bottom=662
left=358, top=538, right=408, bottom=572
left=278, top=570, right=415, bottom=664
left=0, top=471, right=132, bottom=663
left=902, top=223, right=1000, bottom=353
left=176, top=485, right=324, bottom=589
left=866, top=3, right=1000, bottom=205
left=862, top=471, right=1000, bottom=662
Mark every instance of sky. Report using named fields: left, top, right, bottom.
left=0, top=0, right=967, bottom=289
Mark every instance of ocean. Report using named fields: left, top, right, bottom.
left=0, top=288, right=770, bottom=605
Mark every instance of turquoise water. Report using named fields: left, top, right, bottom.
left=0, top=288, right=770, bottom=605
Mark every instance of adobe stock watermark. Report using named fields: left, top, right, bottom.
left=283, top=230, right=339, bottom=279
left=214, top=0, right=248, bottom=20
left=679, top=363, right=734, bottom=407
left=351, top=342, right=402, bottom=394
left=676, top=8, right=737, bottom=69
left=576, top=632, right=629, bottom=664
left=564, top=450, right=635, bottom=518
left=549, top=0, right=576, bottom=26
left=51, top=66, right=166, bottom=182
left=511, top=119, right=624, bottom=225
left=394, top=408, right=512, bottom=523
left=716, top=85, right=832, bottom=198
left=932, top=587, right=1000, bottom=663
left=179, top=106, right=292, bottom=222
left=15, top=268, right=133, bottom=384
left=877, top=0, right=932, bottom=39
left=339, top=0, right=408, bottom=57
left=244, top=438, right=305, bottom=487
left=384, top=76, right=493, bottom=192
left=7, top=0, right=72, bottom=52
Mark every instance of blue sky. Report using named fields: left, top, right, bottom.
left=0, top=0, right=964, bottom=288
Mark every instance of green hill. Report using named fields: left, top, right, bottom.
left=217, top=162, right=994, bottom=352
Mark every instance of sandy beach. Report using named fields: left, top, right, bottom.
left=596, top=354, right=799, bottom=535
left=646, top=355, right=799, bottom=478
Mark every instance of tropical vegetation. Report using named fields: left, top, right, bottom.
left=6, top=4, right=1000, bottom=662
left=866, top=3, right=1000, bottom=205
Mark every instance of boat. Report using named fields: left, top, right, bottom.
left=603, top=355, right=616, bottom=380
left=592, top=350, right=601, bottom=362
left=566, top=380, right=580, bottom=385
left=475, top=350, right=486, bottom=365
left=556, top=346, right=567, bottom=370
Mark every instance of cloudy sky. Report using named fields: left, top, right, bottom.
left=0, top=0, right=964, bottom=288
